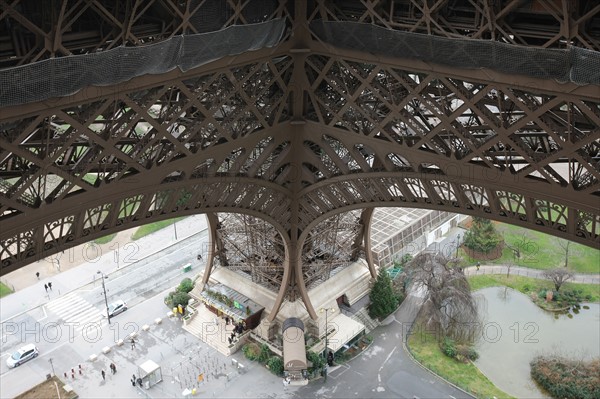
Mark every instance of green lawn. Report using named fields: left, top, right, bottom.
left=131, top=217, right=186, bottom=241
left=408, top=321, right=513, bottom=399
left=468, top=274, right=600, bottom=302
left=94, top=233, right=117, bottom=244
left=0, top=282, right=13, bottom=298
left=458, top=222, right=600, bottom=274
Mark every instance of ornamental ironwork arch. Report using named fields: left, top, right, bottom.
left=1, top=1, right=599, bottom=318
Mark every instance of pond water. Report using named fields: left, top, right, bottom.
left=473, top=287, right=600, bottom=398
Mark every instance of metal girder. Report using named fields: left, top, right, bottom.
left=0, top=0, right=292, bottom=68
left=1, top=2, right=599, bottom=318
left=306, top=0, right=600, bottom=50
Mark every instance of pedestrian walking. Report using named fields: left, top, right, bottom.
left=48, top=282, right=53, bottom=290
left=110, top=362, right=116, bottom=374
left=101, top=369, right=106, bottom=380
left=131, top=338, right=136, bottom=349
left=35, top=272, right=40, bottom=280
left=476, top=262, right=481, bottom=271
left=44, top=283, right=48, bottom=293
left=131, top=374, right=136, bottom=387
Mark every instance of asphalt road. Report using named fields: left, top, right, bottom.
left=293, top=295, right=472, bottom=399
left=0, top=229, right=209, bottom=377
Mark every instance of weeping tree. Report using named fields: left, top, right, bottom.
left=406, top=252, right=480, bottom=342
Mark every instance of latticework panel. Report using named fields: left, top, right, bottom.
left=295, top=53, right=599, bottom=243
left=301, top=210, right=363, bottom=290
left=0, top=54, right=295, bottom=273
left=207, top=210, right=365, bottom=296
left=213, top=213, right=286, bottom=292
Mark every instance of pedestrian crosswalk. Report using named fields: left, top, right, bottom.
left=45, top=291, right=106, bottom=332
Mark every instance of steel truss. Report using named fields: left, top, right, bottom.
left=0, top=1, right=599, bottom=320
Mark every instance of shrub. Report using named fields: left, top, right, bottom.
left=307, top=351, right=324, bottom=372
left=164, top=291, right=176, bottom=308
left=172, top=292, right=190, bottom=309
left=177, top=278, right=194, bottom=293
left=440, top=337, right=457, bottom=359
left=258, top=344, right=271, bottom=364
left=530, top=356, right=600, bottom=399
left=440, top=337, right=478, bottom=362
left=457, top=345, right=479, bottom=361
left=267, top=356, right=284, bottom=376
left=165, top=290, right=190, bottom=309
left=242, top=343, right=260, bottom=361
left=334, top=350, right=352, bottom=364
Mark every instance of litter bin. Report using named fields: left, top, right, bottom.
left=182, top=263, right=192, bottom=273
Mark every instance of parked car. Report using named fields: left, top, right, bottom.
left=6, top=344, right=39, bottom=368
left=107, top=299, right=127, bottom=318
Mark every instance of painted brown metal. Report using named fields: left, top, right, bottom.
left=1, top=2, right=599, bottom=319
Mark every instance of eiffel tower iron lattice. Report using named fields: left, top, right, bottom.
left=0, top=1, right=599, bottom=320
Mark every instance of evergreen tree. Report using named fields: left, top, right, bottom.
left=369, top=267, right=398, bottom=319
left=463, top=217, right=501, bottom=254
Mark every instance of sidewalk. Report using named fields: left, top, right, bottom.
left=463, top=264, right=600, bottom=284
left=0, top=215, right=208, bottom=322
left=424, top=226, right=600, bottom=285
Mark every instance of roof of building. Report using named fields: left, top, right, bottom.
left=199, top=282, right=264, bottom=319
left=371, top=208, right=432, bottom=251
left=310, top=313, right=365, bottom=353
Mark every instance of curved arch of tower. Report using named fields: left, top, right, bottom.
left=1, top=1, right=599, bottom=321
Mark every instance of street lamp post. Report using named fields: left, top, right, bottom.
left=455, top=234, right=461, bottom=257
left=319, top=307, right=335, bottom=382
left=97, top=271, right=111, bottom=325
left=48, top=358, right=55, bottom=376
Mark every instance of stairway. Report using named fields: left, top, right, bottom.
left=350, top=308, right=380, bottom=334
left=182, top=304, right=241, bottom=356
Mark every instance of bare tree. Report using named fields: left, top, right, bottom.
left=406, top=252, right=480, bottom=342
left=504, top=231, right=535, bottom=271
left=554, top=238, right=572, bottom=268
left=542, top=268, right=574, bottom=292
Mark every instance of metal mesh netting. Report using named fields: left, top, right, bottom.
left=0, top=19, right=285, bottom=108
left=310, top=21, right=600, bottom=86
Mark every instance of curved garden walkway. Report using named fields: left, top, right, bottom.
left=463, top=264, right=600, bottom=284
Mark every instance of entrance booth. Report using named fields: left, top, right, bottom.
left=137, top=359, right=162, bottom=389
left=199, top=283, right=264, bottom=329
